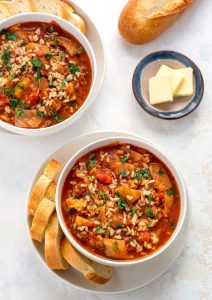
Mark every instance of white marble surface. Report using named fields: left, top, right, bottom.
left=0, top=0, right=211, bottom=299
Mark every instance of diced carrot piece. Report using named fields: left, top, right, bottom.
left=96, top=168, right=113, bottom=185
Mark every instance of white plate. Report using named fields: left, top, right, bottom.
left=26, top=131, right=190, bottom=294
left=0, top=1, right=106, bottom=135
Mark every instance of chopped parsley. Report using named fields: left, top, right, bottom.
left=118, top=198, right=128, bottom=210
left=16, top=101, right=26, bottom=117
left=120, top=155, right=129, bottom=163
left=95, top=224, right=102, bottom=234
left=37, top=110, right=45, bottom=118
left=53, top=38, right=58, bottom=47
left=0, top=28, right=6, bottom=35
left=88, top=153, right=96, bottom=160
left=9, top=98, right=18, bottom=108
left=119, top=169, right=128, bottom=177
left=20, top=41, right=26, bottom=47
left=1, top=50, right=11, bottom=63
left=98, top=190, right=108, bottom=203
left=134, top=168, right=150, bottom=181
left=167, top=188, right=175, bottom=196
left=50, top=111, right=64, bottom=122
left=104, top=230, right=109, bottom=236
left=4, top=87, right=10, bottom=96
left=17, top=85, right=24, bottom=90
left=148, top=195, right=153, bottom=204
left=147, top=221, right=153, bottom=228
left=115, top=191, right=121, bottom=197
left=49, top=25, right=55, bottom=32
left=44, top=51, right=53, bottom=58
left=73, top=195, right=81, bottom=199
left=87, top=160, right=96, bottom=170
left=5, top=31, right=17, bottom=41
left=113, top=241, right=118, bottom=251
left=69, top=62, right=80, bottom=74
left=158, top=168, right=165, bottom=175
left=30, top=58, right=43, bottom=68
left=20, top=64, right=25, bottom=72
left=146, top=207, right=156, bottom=219
left=73, top=46, right=84, bottom=56
left=61, top=78, right=67, bottom=88
left=6, top=62, right=12, bottom=70
left=131, top=206, right=137, bottom=213
left=106, top=221, right=113, bottom=228
left=116, top=224, right=123, bottom=228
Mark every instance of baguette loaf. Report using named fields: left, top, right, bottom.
left=45, top=213, right=69, bottom=269
left=61, top=238, right=112, bottom=284
left=118, top=0, right=194, bottom=44
left=30, top=0, right=64, bottom=17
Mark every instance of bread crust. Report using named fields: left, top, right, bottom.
left=45, top=213, right=69, bottom=269
left=61, top=238, right=112, bottom=284
left=28, top=159, right=61, bottom=215
left=118, top=0, right=194, bottom=44
left=30, top=197, right=55, bottom=242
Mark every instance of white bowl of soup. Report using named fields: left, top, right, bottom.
left=0, top=13, right=96, bottom=136
left=56, top=136, right=187, bottom=267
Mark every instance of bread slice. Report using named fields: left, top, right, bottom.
left=30, top=197, right=55, bottom=242
left=1, top=0, right=33, bottom=15
left=28, top=175, right=51, bottom=216
left=118, top=0, right=194, bottom=44
left=0, top=3, right=12, bottom=20
left=30, top=0, right=64, bottom=17
left=45, top=181, right=56, bottom=202
left=61, top=1, right=74, bottom=19
left=65, top=12, right=86, bottom=34
left=43, top=159, right=62, bottom=180
left=61, top=238, right=112, bottom=284
left=28, top=159, right=61, bottom=215
left=45, top=213, right=69, bottom=269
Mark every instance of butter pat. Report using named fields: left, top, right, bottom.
left=149, top=76, right=173, bottom=105
left=174, top=67, right=194, bottom=97
left=156, top=65, right=184, bottom=94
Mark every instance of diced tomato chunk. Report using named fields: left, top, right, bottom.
left=96, top=168, right=113, bottom=185
left=138, top=232, right=151, bottom=243
left=23, top=84, right=40, bottom=106
left=0, top=94, right=9, bottom=107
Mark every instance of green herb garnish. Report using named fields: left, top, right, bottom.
left=119, top=169, right=128, bottom=177
left=5, top=31, right=17, bottom=41
left=53, top=38, right=58, bottom=47
left=148, top=195, right=153, bottom=204
left=20, top=64, right=25, bottom=72
left=17, top=85, right=24, bottom=90
left=45, top=51, right=53, bottom=58
left=134, top=168, right=150, bottom=181
left=131, top=206, right=137, bottom=213
left=73, top=46, right=84, bottom=56
left=167, top=188, right=175, bottom=196
left=4, top=87, right=10, bottom=96
left=37, top=110, right=45, bottom=118
left=146, top=207, right=156, bottom=219
left=158, top=168, right=165, bottom=176
left=88, top=153, right=96, bottom=160
left=113, top=241, right=118, bottom=251
left=1, top=50, right=11, bottom=63
left=120, top=155, right=129, bottom=163
left=49, top=25, right=55, bottom=32
left=30, top=58, right=43, bottom=68
left=118, top=198, right=128, bottom=210
left=116, top=224, right=123, bottom=229
left=9, top=98, right=18, bottom=108
left=104, top=230, right=109, bottom=236
left=95, top=224, right=102, bottom=234
left=50, top=111, right=64, bottom=122
left=69, top=62, right=80, bottom=74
